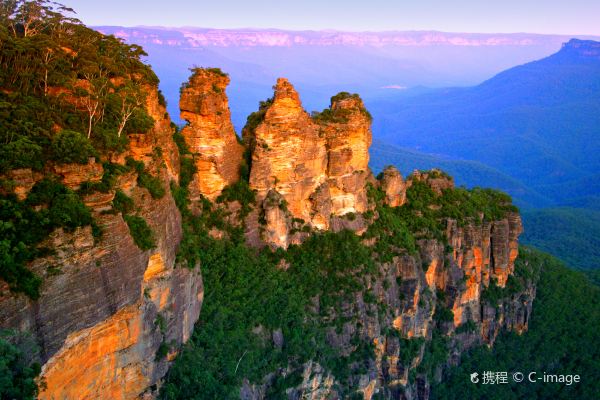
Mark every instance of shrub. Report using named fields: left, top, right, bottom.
left=434, top=305, right=454, bottom=323
left=51, top=130, right=96, bottom=164
left=0, top=330, right=41, bottom=400
left=138, top=172, right=165, bottom=199
left=0, top=137, right=43, bottom=172
left=179, top=157, right=196, bottom=189
left=124, top=215, right=156, bottom=250
left=217, top=180, right=256, bottom=217
left=122, top=109, right=154, bottom=135
left=172, top=130, right=190, bottom=155
left=112, top=190, right=134, bottom=214
left=48, top=192, right=94, bottom=229
left=126, top=157, right=165, bottom=199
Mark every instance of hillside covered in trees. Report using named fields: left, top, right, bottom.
left=0, top=0, right=164, bottom=298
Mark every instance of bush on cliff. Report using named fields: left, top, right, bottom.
left=50, top=130, right=97, bottom=164
left=0, top=179, right=93, bottom=298
left=124, top=215, right=156, bottom=250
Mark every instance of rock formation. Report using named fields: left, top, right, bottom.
left=0, top=68, right=532, bottom=400
left=243, top=79, right=373, bottom=247
left=180, top=68, right=243, bottom=200
left=245, top=78, right=328, bottom=226
left=239, top=172, right=529, bottom=399
left=380, top=166, right=407, bottom=207
left=0, top=83, right=202, bottom=400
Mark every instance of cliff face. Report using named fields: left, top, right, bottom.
left=180, top=68, right=244, bottom=201
left=241, top=167, right=532, bottom=400
left=243, top=79, right=372, bottom=247
left=246, top=78, right=328, bottom=227
left=0, top=85, right=202, bottom=399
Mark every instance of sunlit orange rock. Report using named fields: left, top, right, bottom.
left=180, top=68, right=243, bottom=200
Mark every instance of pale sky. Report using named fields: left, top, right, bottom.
left=59, top=0, right=600, bottom=35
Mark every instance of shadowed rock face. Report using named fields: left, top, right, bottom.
left=180, top=68, right=243, bottom=200
left=0, top=84, right=203, bottom=400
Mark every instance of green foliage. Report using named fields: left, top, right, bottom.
left=216, top=180, right=256, bottom=218
left=156, top=341, right=169, bottom=361
left=112, top=190, right=134, bottom=215
left=204, top=67, right=228, bottom=77
left=455, top=319, right=477, bottom=334
left=433, top=305, right=454, bottom=323
left=432, top=247, right=600, bottom=399
left=521, top=207, right=600, bottom=270
left=0, top=329, right=41, bottom=400
left=0, top=137, right=43, bottom=171
left=0, top=178, right=93, bottom=298
left=312, top=92, right=372, bottom=123
left=417, top=332, right=448, bottom=378
left=179, top=157, right=196, bottom=189
left=79, top=162, right=129, bottom=194
left=50, top=130, right=96, bottom=164
left=172, top=129, right=189, bottom=155
left=124, top=215, right=155, bottom=250
left=126, top=157, right=165, bottom=199
left=0, top=0, right=159, bottom=171
left=398, top=337, right=425, bottom=365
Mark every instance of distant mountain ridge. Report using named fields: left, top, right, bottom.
left=371, top=38, right=600, bottom=208
left=96, top=26, right=597, bottom=48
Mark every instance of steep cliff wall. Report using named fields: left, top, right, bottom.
left=239, top=167, right=532, bottom=400
left=0, top=84, right=203, bottom=400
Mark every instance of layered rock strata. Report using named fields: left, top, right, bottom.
left=0, top=84, right=202, bottom=400
left=180, top=68, right=244, bottom=200
left=243, top=78, right=373, bottom=247
left=240, top=170, right=531, bottom=400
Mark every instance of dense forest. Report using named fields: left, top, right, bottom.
left=0, top=0, right=163, bottom=298
left=521, top=207, right=600, bottom=270
left=431, top=248, right=600, bottom=399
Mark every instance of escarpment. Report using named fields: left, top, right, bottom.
left=0, top=80, right=202, bottom=399
left=1, top=46, right=535, bottom=400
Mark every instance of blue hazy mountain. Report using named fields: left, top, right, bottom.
left=370, top=39, right=600, bottom=208
left=369, top=140, right=549, bottom=208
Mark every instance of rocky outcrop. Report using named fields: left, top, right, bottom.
left=380, top=166, right=407, bottom=207
left=243, top=79, right=373, bottom=247
left=237, top=170, right=531, bottom=400
left=0, top=84, right=202, bottom=399
left=408, top=169, right=454, bottom=195
left=180, top=68, right=243, bottom=200
left=246, top=78, right=328, bottom=228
